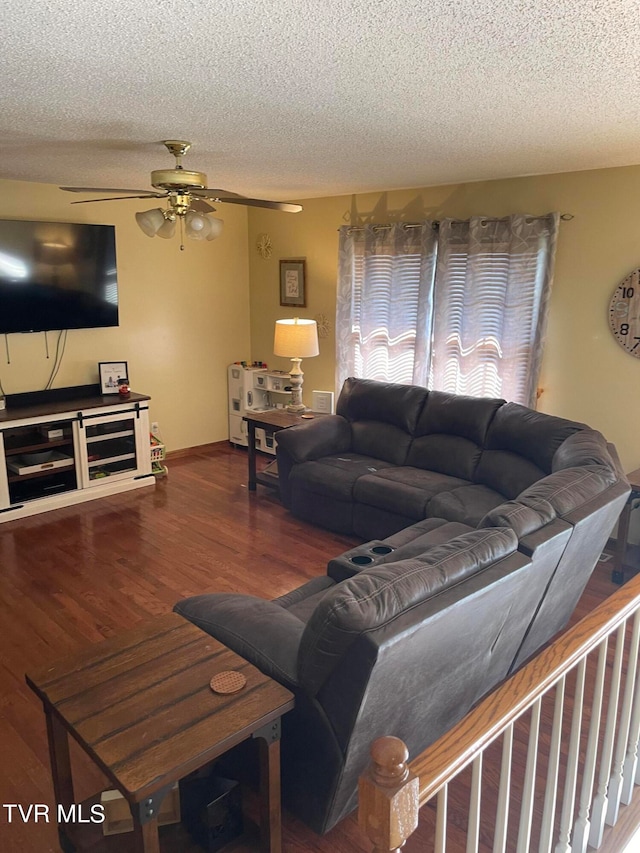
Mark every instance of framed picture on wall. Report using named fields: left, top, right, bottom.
left=280, top=260, right=306, bottom=307
left=99, top=361, right=128, bottom=394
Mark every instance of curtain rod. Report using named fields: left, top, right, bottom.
left=340, top=213, right=574, bottom=233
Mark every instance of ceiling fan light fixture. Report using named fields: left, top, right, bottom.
left=156, top=216, right=177, bottom=239
left=65, top=141, right=298, bottom=251
left=205, top=217, right=224, bottom=241
left=184, top=210, right=209, bottom=240
left=184, top=211, right=223, bottom=241
left=135, top=208, right=165, bottom=237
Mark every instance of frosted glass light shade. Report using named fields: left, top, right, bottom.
left=137, top=208, right=223, bottom=243
left=274, top=318, right=319, bottom=358
left=185, top=210, right=208, bottom=240
left=156, top=217, right=176, bottom=239
left=185, top=211, right=224, bottom=241
left=205, top=217, right=224, bottom=240
left=135, top=208, right=165, bottom=237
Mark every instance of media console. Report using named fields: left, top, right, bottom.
left=0, top=386, right=154, bottom=523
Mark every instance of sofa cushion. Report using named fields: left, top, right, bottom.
left=480, top=402, right=586, bottom=473
left=478, top=497, right=556, bottom=537
left=354, top=466, right=470, bottom=519
left=516, top=465, right=618, bottom=519
left=474, top=450, right=545, bottom=500
left=551, top=429, right=615, bottom=472
left=383, top=517, right=475, bottom=548
left=406, top=434, right=483, bottom=481
left=174, top=594, right=304, bottom=689
left=414, top=390, right=505, bottom=443
left=475, top=402, right=588, bottom=500
left=288, top=453, right=396, bottom=500
left=407, top=391, right=504, bottom=480
left=336, top=376, right=428, bottom=434
left=275, top=576, right=337, bottom=621
left=428, top=484, right=506, bottom=526
left=351, top=421, right=413, bottom=465
left=298, top=527, right=518, bottom=694
left=276, top=415, right=352, bottom=464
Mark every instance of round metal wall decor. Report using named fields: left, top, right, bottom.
left=256, top=234, right=273, bottom=259
left=609, top=268, right=640, bottom=357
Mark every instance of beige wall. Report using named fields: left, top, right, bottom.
left=248, top=165, right=640, bottom=478
left=5, top=167, right=639, bottom=490
left=0, top=179, right=251, bottom=450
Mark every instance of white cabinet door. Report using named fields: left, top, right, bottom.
left=77, top=405, right=151, bottom=488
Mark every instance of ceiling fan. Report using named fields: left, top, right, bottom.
left=60, top=140, right=302, bottom=246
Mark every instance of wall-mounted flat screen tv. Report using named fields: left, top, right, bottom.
left=0, top=219, right=118, bottom=334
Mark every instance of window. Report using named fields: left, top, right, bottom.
left=336, top=222, right=437, bottom=387
left=336, top=214, right=558, bottom=407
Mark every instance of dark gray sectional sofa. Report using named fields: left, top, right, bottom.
left=275, top=377, right=622, bottom=540
left=175, top=377, right=629, bottom=834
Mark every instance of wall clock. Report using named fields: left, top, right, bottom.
left=609, top=268, right=640, bottom=357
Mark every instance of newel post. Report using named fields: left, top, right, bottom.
left=358, top=736, right=420, bottom=852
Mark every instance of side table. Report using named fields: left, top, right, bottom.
left=243, top=410, right=315, bottom=491
left=612, top=467, right=640, bottom=584
left=26, top=612, right=294, bottom=853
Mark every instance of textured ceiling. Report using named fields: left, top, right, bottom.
left=2, top=0, right=640, bottom=202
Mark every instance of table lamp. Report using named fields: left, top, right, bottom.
left=273, top=318, right=319, bottom=412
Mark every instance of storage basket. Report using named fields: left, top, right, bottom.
left=150, top=441, right=166, bottom=463
left=150, top=434, right=167, bottom=476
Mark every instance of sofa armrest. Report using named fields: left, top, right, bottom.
left=276, top=415, right=352, bottom=463
left=174, top=594, right=304, bottom=689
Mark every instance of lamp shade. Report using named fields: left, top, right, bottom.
left=156, top=217, right=176, bottom=239
left=135, top=208, right=165, bottom=237
left=274, top=318, right=319, bottom=358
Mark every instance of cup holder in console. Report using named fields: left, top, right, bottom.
left=328, top=540, right=399, bottom=582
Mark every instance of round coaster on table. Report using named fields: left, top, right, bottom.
left=210, top=670, right=247, bottom=694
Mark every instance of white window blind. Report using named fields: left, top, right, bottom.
left=336, top=223, right=437, bottom=391
left=336, top=214, right=558, bottom=406
left=430, top=215, right=558, bottom=406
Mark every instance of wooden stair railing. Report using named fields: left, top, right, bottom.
left=359, top=572, right=640, bottom=852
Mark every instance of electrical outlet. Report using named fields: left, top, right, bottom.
left=151, top=421, right=159, bottom=434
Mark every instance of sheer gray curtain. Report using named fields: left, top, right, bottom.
left=335, top=222, right=437, bottom=392
left=429, top=214, right=558, bottom=406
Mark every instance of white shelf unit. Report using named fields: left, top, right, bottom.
left=0, top=392, right=154, bottom=523
left=228, top=364, right=291, bottom=456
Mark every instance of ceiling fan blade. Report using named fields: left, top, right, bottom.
left=191, top=188, right=245, bottom=199
left=60, top=186, right=158, bottom=195
left=70, top=194, right=167, bottom=204
left=190, top=199, right=216, bottom=213
left=212, top=196, right=303, bottom=213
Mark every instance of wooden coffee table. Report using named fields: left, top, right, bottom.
left=26, top=613, right=294, bottom=853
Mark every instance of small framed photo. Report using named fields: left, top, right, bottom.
left=280, top=260, right=306, bottom=307
left=99, top=361, right=128, bottom=395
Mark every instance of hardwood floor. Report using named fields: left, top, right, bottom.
left=0, top=442, right=637, bottom=852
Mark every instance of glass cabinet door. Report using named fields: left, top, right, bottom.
left=79, top=411, right=145, bottom=487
